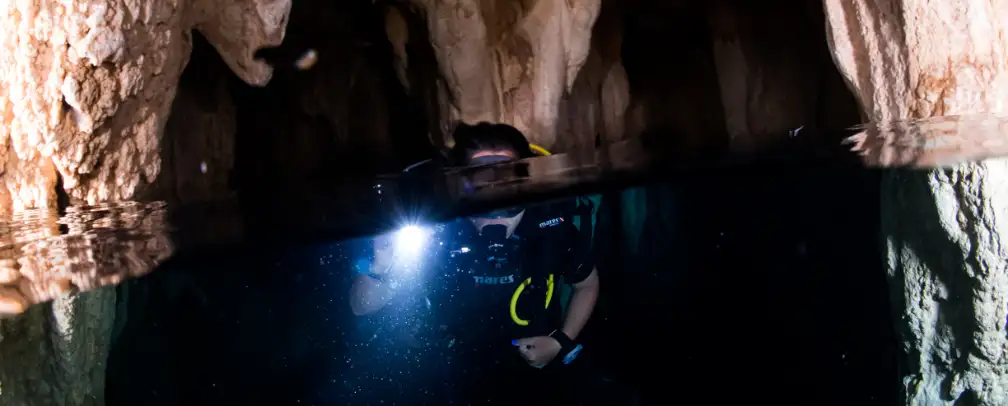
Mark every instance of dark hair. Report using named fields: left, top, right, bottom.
left=446, top=122, right=535, bottom=166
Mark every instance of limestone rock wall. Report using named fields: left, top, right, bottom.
left=707, top=0, right=858, bottom=151
left=825, top=1, right=1008, bottom=404
left=0, top=287, right=116, bottom=406
left=381, top=2, right=456, bottom=153
left=0, top=1, right=290, bottom=405
left=619, top=0, right=861, bottom=159
left=225, top=0, right=432, bottom=200
left=385, top=0, right=603, bottom=151
left=0, top=202, right=170, bottom=406
left=553, top=0, right=629, bottom=153
left=383, top=0, right=859, bottom=160
left=0, top=0, right=292, bottom=214
left=152, top=39, right=237, bottom=206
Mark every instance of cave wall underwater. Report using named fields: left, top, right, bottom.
left=0, top=1, right=292, bottom=405
left=825, top=1, right=1008, bottom=404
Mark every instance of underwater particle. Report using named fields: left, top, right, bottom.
left=796, top=242, right=807, bottom=257
left=295, top=49, right=319, bottom=70
left=200, top=161, right=208, bottom=174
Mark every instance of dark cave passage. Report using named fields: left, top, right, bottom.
left=590, top=2, right=895, bottom=403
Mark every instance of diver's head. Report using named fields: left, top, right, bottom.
left=447, top=122, right=534, bottom=236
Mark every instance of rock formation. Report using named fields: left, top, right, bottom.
left=0, top=0, right=291, bottom=213
left=0, top=1, right=290, bottom=405
left=383, top=0, right=604, bottom=151
left=0, top=202, right=171, bottom=406
left=825, top=1, right=1008, bottom=404
left=1, top=0, right=1005, bottom=404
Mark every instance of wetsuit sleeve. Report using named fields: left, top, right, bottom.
left=558, top=219, right=595, bottom=285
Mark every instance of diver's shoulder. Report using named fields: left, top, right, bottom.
left=521, top=198, right=581, bottom=233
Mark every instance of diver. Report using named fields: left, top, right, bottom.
left=349, top=122, right=604, bottom=405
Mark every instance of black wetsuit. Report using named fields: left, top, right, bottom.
left=424, top=198, right=595, bottom=404
left=343, top=199, right=596, bottom=405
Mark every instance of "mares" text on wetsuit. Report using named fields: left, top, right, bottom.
left=472, top=274, right=516, bottom=285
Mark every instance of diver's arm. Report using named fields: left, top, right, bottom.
left=349, top=275, right=395, bottom=316
left=349, top=236, right=398, bottom=316
left=561, top=267, right=599, bottom=340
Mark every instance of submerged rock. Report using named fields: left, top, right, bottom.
left=826, top=1, right=1008, bottom=404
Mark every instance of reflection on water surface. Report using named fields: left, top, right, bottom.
left=0, top=112, right=1001, bottom=317
left=0, top=202, right=172, bottom=316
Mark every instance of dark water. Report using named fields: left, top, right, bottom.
left=0, top=137, right=898, bottom=405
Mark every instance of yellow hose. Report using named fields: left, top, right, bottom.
left=545, top=274, right=555, bottom=309
left=507, top=143, right=552, bottom=327
left=529, top=143, right=552, bottom=156
left=510, top=274, right=554, bottom=326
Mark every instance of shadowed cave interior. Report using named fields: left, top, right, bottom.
left=107, top=0, right=897, bottom=404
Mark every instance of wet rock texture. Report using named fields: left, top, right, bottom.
left=0, top=0, right=291, bottom=213
left=385, top=0, right=604, bottom=151
left=0, top=202, right=171, bottom=406
left=0, top=287, right=116, bottom=406
left=0, top=0, right=290, bottom=405
left=825, top=1, right=1008, bottom=404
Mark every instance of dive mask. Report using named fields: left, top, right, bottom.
left=459, top=154, right=530, bottom=196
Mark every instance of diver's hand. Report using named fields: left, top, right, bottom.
left=348, top=235, right=398, bottom=315
left=513, top=336, right=562, bottom=368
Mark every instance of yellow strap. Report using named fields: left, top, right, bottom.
left=545, top=274, right=555, bottom=309
left=509, top=274, right=555, bottom=326
left=529, top=143, right=552, bottom=157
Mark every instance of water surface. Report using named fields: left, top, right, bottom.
left=0, top=130, right=928, bottom=404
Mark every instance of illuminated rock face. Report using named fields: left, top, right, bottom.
left=825, top=1, right=1008, bottom=404
left=0, top=0, right=292, bottom=213
left=383, top=0, right=607, bottom=151
left=0, top=1, right=290, bottom=404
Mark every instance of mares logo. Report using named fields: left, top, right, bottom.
left=538, top=217, right=564, bottom=228
left=473, top=274, right=516, bottom=285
